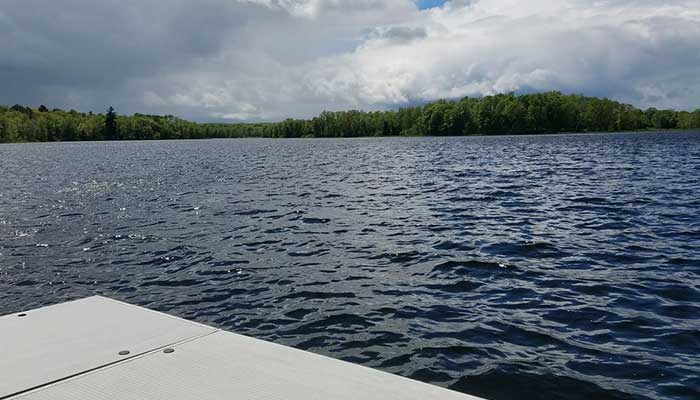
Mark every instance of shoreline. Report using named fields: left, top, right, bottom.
left=1, top=128, right=698, bottom=145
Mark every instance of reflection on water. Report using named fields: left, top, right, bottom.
left=1, top=132, right=699, bottom=400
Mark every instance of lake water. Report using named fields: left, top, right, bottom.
left=1, top=132, right=699, bottom=400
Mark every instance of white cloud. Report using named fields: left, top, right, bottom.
left=240, top=0, right=414, bottom=18
left=2, top=0, right=700, bottom=120
left=288, top=0, right=700, bottom=112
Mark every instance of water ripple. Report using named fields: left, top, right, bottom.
left=1, top=132, right=699, bottom=400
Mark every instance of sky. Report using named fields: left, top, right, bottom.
left=417, top=0, right=448, bottom=9
left=1, top=0, right=699, bottom=121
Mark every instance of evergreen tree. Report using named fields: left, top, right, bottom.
left=105, top=106, right=118, bottom=140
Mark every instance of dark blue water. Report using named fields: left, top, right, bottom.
left=1, top=132, right=699, bottom=400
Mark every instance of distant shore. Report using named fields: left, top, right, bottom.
left=2, top=129, right=698, bottom=146
left=2, top=92, right=699, bottom=143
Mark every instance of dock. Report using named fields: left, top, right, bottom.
left=1, top=296, right=484, bottom=399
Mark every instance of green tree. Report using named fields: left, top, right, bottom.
left=105, top=106, right=118, bottom=140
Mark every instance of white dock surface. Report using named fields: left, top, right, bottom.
left=1, top=296, right=484, bottom=400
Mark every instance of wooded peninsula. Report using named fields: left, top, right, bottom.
left=1, top=92, right=698, bottom=143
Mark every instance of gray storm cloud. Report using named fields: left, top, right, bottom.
left=1, top=0, right=699, bottom=121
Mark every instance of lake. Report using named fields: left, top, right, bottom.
left=1, top=132, right=699, bottom=400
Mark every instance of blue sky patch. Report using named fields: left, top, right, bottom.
left=417, top=0, right=447, bottom=10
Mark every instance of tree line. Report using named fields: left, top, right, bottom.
left=1, top=92, right=699, bottom=143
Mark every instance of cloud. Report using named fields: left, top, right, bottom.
left=1, top=0, right=699, bottom=121
left=242, top=0, right=413, bottom=18
left=369, top=26, right=428, bottom=44
left=0, top=0, right=259, bottom=113
left=296, top=0, right=700, bottom=111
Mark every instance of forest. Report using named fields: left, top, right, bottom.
left=1, top=92, right=699, bottom=142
